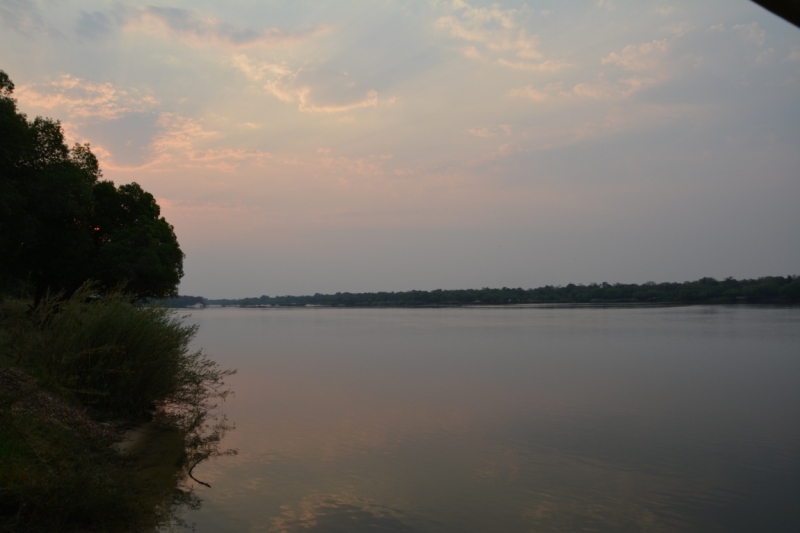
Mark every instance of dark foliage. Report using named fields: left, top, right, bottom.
left=3, top=286, right=232, bottom=421
left=0, top=289, right=235, bottom=532
left=91, top=182, right=184, bottom=300
left=0, top=70, right=183, bottom=304
left=158, top=295, right=208, bottom=308
left=199, top=276, right=800, bottom=308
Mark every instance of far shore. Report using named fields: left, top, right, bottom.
left=163, top=276, right=799, bottom=309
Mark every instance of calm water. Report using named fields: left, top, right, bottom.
left=170, top=306, right=800, bottom=532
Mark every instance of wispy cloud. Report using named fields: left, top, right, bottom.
left=572, top=76, right=658, bottom=101
left=602, top=39, right=669, bottom=72
left=233, top=55, right=378, bottom=113
left=125, top=6, right=328, bottom=48
left=436, top=6, right=539, bottom=57
left=71, top=4, right=327, bottom=47
left=436, top=1, right=568, bottom=72
left=497, top=59, right=569, bottom=72
left=572, top=78, right=617, bottom=100
left=16, top=75, right=158, bottom=119
left=508, top=85, right=551, bottom=101
left=468, top=124, right=512, bottom=138
left=266, top=69, right=378, bottom=113
left=152, top=113, right=217, bottom=154
left=733, top=22, right=766, bottom=46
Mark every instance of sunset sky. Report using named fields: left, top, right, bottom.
left=2, top=0, right=798, bottom=298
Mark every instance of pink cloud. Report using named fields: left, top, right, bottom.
left=16, top=75, right=157, bottom=120
left=602, top=39, right=669, bottom=72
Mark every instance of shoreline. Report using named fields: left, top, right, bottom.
left=179, top=300, right=800, bottom=310
left=165, top=276, right=800, bottom=309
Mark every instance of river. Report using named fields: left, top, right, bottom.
left=167, top=305, right=800, bottom=532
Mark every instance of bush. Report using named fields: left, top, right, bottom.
left=2, top=284, right=233, bottom=420
left=0, top=287, right=234, bottom=531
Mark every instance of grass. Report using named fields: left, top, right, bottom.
left=2, top=285, right=233, bottom=421
left=0, top=285, right=235, bottom=532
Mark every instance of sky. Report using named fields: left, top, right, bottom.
left=1, top=0, right=798, bottom=298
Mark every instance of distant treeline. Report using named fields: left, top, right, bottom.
left=155, top=295, right=208, bottom=308
left=162, top=276, right=800, bottom=308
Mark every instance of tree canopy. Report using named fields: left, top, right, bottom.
left=0, top=70, right=183, bottom=303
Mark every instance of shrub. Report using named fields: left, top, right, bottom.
left=0, top=286, right=234, bottom=531
left=2, top=284, right=233, bottom=420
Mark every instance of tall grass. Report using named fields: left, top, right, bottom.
left=3, top=284, right=233, bottom=420
left=0, top=285, right=234, bottom=531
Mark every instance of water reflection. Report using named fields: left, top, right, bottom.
left=272, top=494, right=420, bottom=533
left=174, top=306, right=800, bottom=532
left=123, top=396, right=236, bottom=530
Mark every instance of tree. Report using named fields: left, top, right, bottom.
left=90, top=181, right=184, bottom=299
left=0, top=70, right=183, bottom=303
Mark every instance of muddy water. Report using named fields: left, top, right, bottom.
left=167, top=305, right=800, bottom=532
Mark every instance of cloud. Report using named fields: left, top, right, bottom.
left=602, top=39, right=669, bottom=72
left=74, top=7, right=130, bottom=41
left=572, top=79, right=616, bottom=100
left=662, top=21, right=694, bottom=36
left=508, top=75, right=659, bottom=102
left=71, top=5, right=327, bottom=46
left=233, top=55, right=378, bottom=113
left=318, top=151, right=388, bottom=180
left=462, top=45, right=482, bottom=59
left=570, top=100, right=701, bottom=144
left=508, top=82, right=571, bottom=102
left=597, top=0, right=617, bottom=11
left=468, top=124, right=512, bottom=138
left=0, top=0, right=55, bottom=37
left=152, top=113, right=217, bottom=154
left=497, top=59, right=569, bottom=72
left=789, top=46, right=800, bottom=61
left=231, top=54, right=290, bottom=79
left=436, top=1, right=567, bottom=72
left=573, top=76, right=658, bottom=101
left=16, top=75, right=158, bottom=120
left=733, top=23, right=766, bottom=46
left=89, top=112, right=224, bottom=172
left=508, top=86, right=549, bottom=101
left=436, top=11, right=539, bottom=56
left=468, top=127, right=492, bottom=138
left=125, top=6, right=327, bottom=48
left=268, top=69, right=378, bottom=113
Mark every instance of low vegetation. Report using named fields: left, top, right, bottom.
left=0, top=288, right=234, bottom=532
left=6, top=286, right=230, bottom=420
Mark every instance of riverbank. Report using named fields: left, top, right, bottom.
left=0, top=367, right=178, bottom=532
left=165, top=276, right=800, bottom=309
left=0, top=289, right=234, bottom=532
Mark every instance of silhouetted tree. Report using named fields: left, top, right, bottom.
left=0, top=70, right=183, bottom=304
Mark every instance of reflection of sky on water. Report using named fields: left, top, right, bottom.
left=271, top=494, right=420, bottom=533
left=173, top=306, right=800, bottom=532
